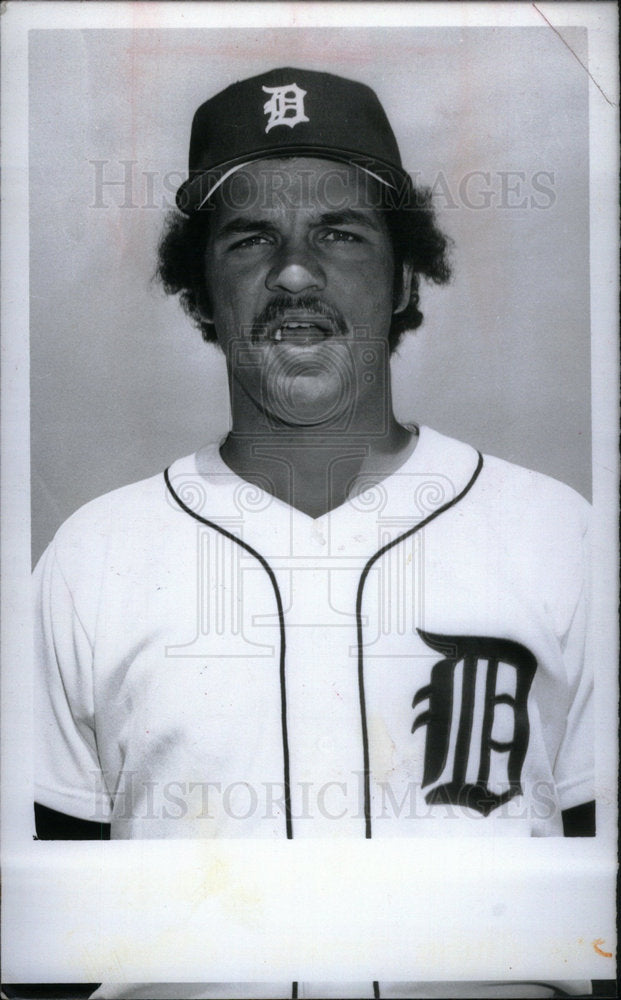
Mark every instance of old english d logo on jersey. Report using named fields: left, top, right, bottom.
left=262, top=83, right=309, bottom=132
left=412, top=630, right=537, bottom=815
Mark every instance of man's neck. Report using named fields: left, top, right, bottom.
left=219, top=419, right=417, bottom=519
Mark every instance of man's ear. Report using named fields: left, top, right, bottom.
left=197, top=293, right=219, bottom=346
left=197, top=287, right=214, bottom=325
left=393, top=262, right=413, bottom=315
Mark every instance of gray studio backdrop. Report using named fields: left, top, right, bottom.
left=29, top=27, right=590, bottom=565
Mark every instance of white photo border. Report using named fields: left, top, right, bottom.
left=1, top=0, right=618, bottom=988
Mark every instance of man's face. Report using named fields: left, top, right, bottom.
left=204, top=157, right=410, bottom=428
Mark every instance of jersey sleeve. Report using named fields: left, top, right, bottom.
left=552, top=513, right=594, bottom=813
left=33, top=537, right=113, bottom=822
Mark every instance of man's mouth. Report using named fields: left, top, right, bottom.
left=268, top=314, right=338, bottom=346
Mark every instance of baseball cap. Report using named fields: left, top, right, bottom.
left=175, top=67, right=412, bottom=213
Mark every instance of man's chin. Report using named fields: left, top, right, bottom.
left=263, top=378, right=356, bottom=429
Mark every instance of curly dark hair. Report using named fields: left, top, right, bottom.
left=156, top=180, right=452, bottom=353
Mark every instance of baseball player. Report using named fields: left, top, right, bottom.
left=30, top=69, right=594, bottom=999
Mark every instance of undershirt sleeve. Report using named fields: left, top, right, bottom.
left=33, top=539, right=113, bottom=823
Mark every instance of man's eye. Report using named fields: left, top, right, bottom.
left=230, top=234, right=271, bottom=249
left=321, top=229, right=360, bottom=243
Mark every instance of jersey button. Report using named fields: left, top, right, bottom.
left=317, top=736, right=334, bottom=753
left=310, top=523, right=327, bottom=546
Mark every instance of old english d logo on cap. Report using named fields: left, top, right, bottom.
left=262, top=83, right=309, bottom=133
left=176, top=66, right=413, bottom=213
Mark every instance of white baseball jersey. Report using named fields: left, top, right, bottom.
left=33, top=426, right=594, bottom=999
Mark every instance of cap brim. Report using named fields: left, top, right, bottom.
left=175, top=147, right=411, bottom=214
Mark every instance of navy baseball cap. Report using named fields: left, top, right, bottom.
left=175, top=67, right=412, bottom=213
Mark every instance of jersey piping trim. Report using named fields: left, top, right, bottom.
left=355, top=451, right=484, bottom=839
left=164, top=467, right=294, bottom=840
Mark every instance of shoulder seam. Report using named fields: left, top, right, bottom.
left=49, top=543, right=95, bottom=655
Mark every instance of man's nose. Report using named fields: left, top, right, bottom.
left=265, top=245, right=326, bottom=294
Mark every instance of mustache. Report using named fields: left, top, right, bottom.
left=250, top=296, right=349, bottom=339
